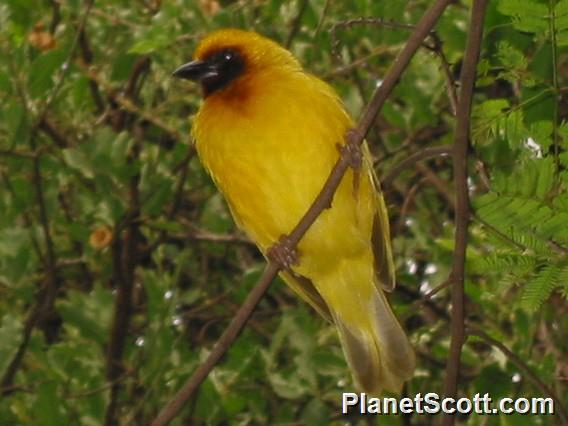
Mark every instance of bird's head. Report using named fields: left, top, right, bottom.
left=172, top=29, right=301, bottom=97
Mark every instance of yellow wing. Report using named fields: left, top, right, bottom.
left=191, top=29, right=414, bottom=393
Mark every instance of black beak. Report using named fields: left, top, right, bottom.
left=172, top=60, right=219, bottom=81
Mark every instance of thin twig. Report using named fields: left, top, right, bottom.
left=331, top=17, right=418, bottom=61
left=423, top=33, right=459, bottom=116
left=423, top=278, right=452, bottom=301
left=549, top=240, right=568, bottom=255
left=104, top=52, right=154, bottom=424
left=0, top=173, right=42, bottom=261
left=47, top=0, right=61, bottom=34
left=151, top=262, right=279, bottom=426
left=398, top=283, right=450, bottom=322
left=442, top=1, right=487, bottom=425
left=468, top=326, right=568, bottom=424
left=314, top=0, right=331, bottom=37
left=36, top=0, right=95, bottom=127
left=103, top=126, right=143, bottom=425
left=78, top=24, right=105, bottom=112
left=394, top=178, right=422, bottom=235
left=37, top=116, right=72, bottom=147
left=0, top=0, right=96, bottom=390
left=381, top=145, right=453, bottom=187
left=415, top=161, right=455, bottom=208
left=140, top=147, right=197, bottom=256
left=549, top=0, right=560, bottom=173
left=82, top=66, right=182, bottom=142
left=0, top=149, right=37, bottom=159
left=171, top=231, right=253, bottom=246
left=0, top=295, right=48, bottom=395
left=285, top=0, right=309, bottom=48
left=325, top=44, right=401, bottom=79
left=29, top=150, right=59, bottom=336
left=151, top=1, right=454, bottom=424
left=58, top=191, right=94, bottom=290
left=167, top=147, right=194, bottom=219
left=473, top=214, right=528, bottom=251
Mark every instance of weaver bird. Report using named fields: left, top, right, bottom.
left=173, top=29, right=415, bottom=393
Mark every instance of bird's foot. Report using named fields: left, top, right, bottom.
left=339, top=128, right=363, bottom=170
left=268, top=235, right=298, bottom=270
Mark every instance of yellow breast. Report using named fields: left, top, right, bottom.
left=192, top=67, right=376, bottom=277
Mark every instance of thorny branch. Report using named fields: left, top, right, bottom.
left=442, top=1, right=487, bottom=425
left=151, top=0, right=454, bottom=424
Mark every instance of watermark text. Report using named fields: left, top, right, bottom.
left=342, top=392, right=554, bottom=415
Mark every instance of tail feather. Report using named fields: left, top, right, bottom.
left=333, top=285, right=415, bottom=394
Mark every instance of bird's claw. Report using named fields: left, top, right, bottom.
left=268, top=236, right=298, bottom=270
left=339, top=129, right=363, bottom=170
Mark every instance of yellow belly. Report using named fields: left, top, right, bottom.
left=192, top=69, right=378, bottom=325
left=186, top=29, right=413, bottom=394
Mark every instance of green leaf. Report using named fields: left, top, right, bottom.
left=128, top=29, right=172, bottom=54
left=555, top=0, right=568, bottom=45
left=528, top=121, right=553, bottom=151
left=0, top=314, right=23, bottom=373
left=301, top=398, right=331, bottom=426
left=27, top=49, right=67, bottom=98
left=33, top=382, right=66, bottom=426
left=498, top=0, right=549, bottom=34
left=497, top=41, right=528, bottom=70
left=62, top=147, right=96, bottom=179
left=521, top=265, right=562, bottom=311
left=57, top=288, right=113, bottom=345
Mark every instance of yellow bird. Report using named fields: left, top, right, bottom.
left=173, top=29, right=414, bottom=394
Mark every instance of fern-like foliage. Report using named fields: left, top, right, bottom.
left=472, top=99, right=524, bottom=147
left=498, top=0, right=548, bottom=34
left=474, top=156, right=568, bottom=311
left=521, top=264, right=564, bottom=311
left=471, top=2, right=567, bottom=315
left=554, top=0, right=568, bottom=46
left=476, top=157, right=568, bottom=246
left=560, top=265, right=568, bottom=298
left=498, top=0, right=568, bottom=45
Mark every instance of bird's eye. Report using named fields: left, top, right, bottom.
left=199, top=48, right=244, bottom=95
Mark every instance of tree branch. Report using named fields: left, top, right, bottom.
left=381, top=145, right=453, bottom=188
left=78, top=24, right=106, bottom=113
left=285, top=0, right=309, bottom=48
left=82, top=66, right=182, bottom=143
left=104, top=116, right=145, bottom=424
left=0, top=0, right=97, bottom=383
left=468, top=326, right=568, bottom=424
left=442, top=1, right=487, bottom=425
left=36, top=0, right=95, bottom=127
left=151, top=0, right=454, bottom=424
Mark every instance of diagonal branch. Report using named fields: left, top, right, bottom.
left=468, top=326, right=568, bottom=424
left=82, top=66, right=183, bottom=143
left=381, top=145, right=453, bottom=188
left=285, top=0, right=309, bottom=48
left=36, top=0, right=95, bottom=127
left=442, top=1, right=488, bottom=425
left=151, top=0, right=454, bottom=424
left=1, top=0, right=96, bottom=392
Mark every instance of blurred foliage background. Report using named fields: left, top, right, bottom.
left=1, top=0, right=567, bottom=424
